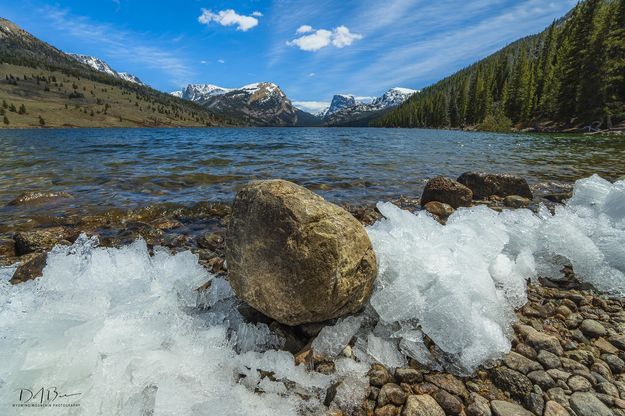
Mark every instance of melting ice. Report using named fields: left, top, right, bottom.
left=366, top=174, right=625, bottom=374
left=0, top=175, right=623, bottom=414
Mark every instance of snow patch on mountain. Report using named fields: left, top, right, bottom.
left=69, top=54, right=145, bottom=86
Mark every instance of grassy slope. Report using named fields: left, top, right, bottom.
left=0, top=18, right=235, bottom=128
left=0, top=64, right=234, bottom=128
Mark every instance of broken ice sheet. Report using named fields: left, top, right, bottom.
left=312, top=315, right=363, bottom=358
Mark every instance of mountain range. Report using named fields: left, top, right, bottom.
left=171, top=84, right=417, bottom=127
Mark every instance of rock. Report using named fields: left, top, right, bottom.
left=10, top=253, right=47, bottom=284
left=376, top=404, right=402, bottom=416
left=423, top=201, right=455, bottom=219
left=466, top=401, right=493, bottom=416
left=431, top=389, right=463, bottom=415
left=546, top=387, right=570, bottom=408
left=13, top=228, right=69, bottom=255
left=197, top=232, right=224, bottom=251
left=538, top=350, right=562, bottom=369
left=596, top=381, right=620, bottom=397
left=527, top=392, right=545, bottom=415
left=565, top=349, right=595, bottom=367
left=423, top=373, right=469, bottom=400
left=528, top=370, right=556, bottom=390
left=580, top=319, right=608, bottom=338
left=457, top=172, right=533, bottom=200
left=395, top=368, right=423, bottom=385
left=595, top=338, right=619, bottom=355
left=490, top=400, right=534, bottom=416
left=504, top=351, right=543, bottom=374
left=525, top=331, right=563, bottom=356
left=543, top=400, right=571, bottom=416
left=602, top=354, right=625, bottom=374
left=420, top=176, right=473, bottom=209
left=0, top=238, right=15, bottom=257
left=369, top=364, right=394, bottom=387
left=491, top=367, right=533, bottom=399
left=515, top=343, right=538, bottom=360
left=378, top=383, right=407, bottom=407
left=226, top=180, right=377, bottom=325
left=567, top=375, right=592, bottom=391
left=569, top=391, right=614, bottom=416
left=503, top=195, right=530, bottom=208
left=7, top=191, right=73, bottom=206
left=609, top=335, right=625, bottom=351
left=543, top=192, right=572, bottom=204
left=401, top=394, right=445, bottom=416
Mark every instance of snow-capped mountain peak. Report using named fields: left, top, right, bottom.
left=326, top=94, right=357, bottom=116
left=178, top=84, right=232, bottom=101
left=372, top=87, right=418, bottom=108
left=69, top=53, right=145, bottom=86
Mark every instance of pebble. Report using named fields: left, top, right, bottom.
left=378, top=383, right=407, bottom=407
left=580, top=319, right=608, bottom=338
left=431, top=389, right=463, bottom=415
left=543, top=400, right=571, bottom=416
left=567, top=375, right=592, bottom=392
left=504, top=351, right=543, bottom=374
left=401, top=394, right=445, bottom=416
left=396, top=368, right=423, bottom=384
left=491, top=367, right=533, bottom=399
left=569, top=391, right=614, bottom=416
left=490, top=400, right=534, bottom=416
left=538, top=350, right=562, bottom=369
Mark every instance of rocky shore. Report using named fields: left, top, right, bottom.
left=2, top=173, right=624, bottom=416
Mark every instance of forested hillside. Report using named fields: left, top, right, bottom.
left=373, top=0, right=625, bottom=131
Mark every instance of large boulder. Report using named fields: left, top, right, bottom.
left=457, top=172, right=533, bottom=200
left=421, top=176, right=473, bottom=209
left=226, top=180, right=377, bottom=326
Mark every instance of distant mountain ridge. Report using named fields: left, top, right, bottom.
left=323, top=87, right=418, bottom=126
left=69, top=54, right=145, bottom=86
left=172, top=82, right=315, bottom=126
left=0, top=18, right=233, bottom=128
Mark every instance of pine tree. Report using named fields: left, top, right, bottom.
left=3, top=115, right=8, bottom=125
left=38, top=116, right=45, bottom=126
left=605, top=0, right=625, bottom=125
left=18, top=104, right=26, bottom=114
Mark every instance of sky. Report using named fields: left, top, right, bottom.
left=0, top=0, right=577, bottom=113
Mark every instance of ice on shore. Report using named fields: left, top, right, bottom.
left=0, top=174, right=623, bottom=413
left=366, top=174, right=625, bottom=374
left=0, top=236, right=330, bottom=416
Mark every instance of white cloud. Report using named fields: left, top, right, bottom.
left=331, top=25, right=363, bottom=48
left=287, top=25, right=362, bottom=52
left=218, top=59, right=225, bottom=64
left=308, top=72, right=316, bottom=77
left=292, top=101, right=330, bottom=114
left=296, top=25, right=313, bottom=34
left=286, top=29, right=332, bottom=51
left=200, top=60, right=207, bottom=64
left=198, top=9, right=260, bottom=32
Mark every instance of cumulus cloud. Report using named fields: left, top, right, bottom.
left=218, top=59, right=225, bottom=64
left=296, top=25, right=313, bottom=34
left=287, top=25, right=362, bottom=51
left=198, top=9, right=260, bottom=32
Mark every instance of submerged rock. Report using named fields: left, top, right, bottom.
left=226, top=179, right=377, bottom=325
left=421, top=176, right=473, bottom=209
left=503, top=195, right=530, bottom=208
left=13, top=227, right=72, bottom=255
left=7, top=191, right=73, bottom=206
left=423, top=201, right=455, bottom=219
left=457, top=172, right=533, bottom=200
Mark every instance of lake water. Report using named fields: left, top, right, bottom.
left=1, top=127, right=624, bottom=225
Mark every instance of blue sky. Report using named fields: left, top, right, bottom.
left=0, top=0, right=577, bottom=112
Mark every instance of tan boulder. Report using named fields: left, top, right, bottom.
left=226, top=180, right=377, bottom=325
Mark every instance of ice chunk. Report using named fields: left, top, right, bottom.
left=366, top=334, right=407, bottom=370
left=312, top=315, right=363, bottom=358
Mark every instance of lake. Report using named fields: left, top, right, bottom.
left=1, top=127, right=624, bottom=226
